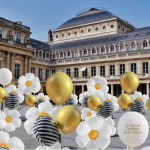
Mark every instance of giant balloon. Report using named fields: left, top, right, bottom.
left=56, top=105, right=81, bottom=134
left=117, top=112, right=149, bottom=148
left=120, top=72, right=139, bottom=94
left=46, top=72, right=73, bottom=105
left=0, top=68, right=12, bottom=86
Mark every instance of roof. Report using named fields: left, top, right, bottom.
left=30, top=38, right=50, bottom=52
left=57, top=8, right=117, bottom=29
left=51, top=27, right=150, bottom=51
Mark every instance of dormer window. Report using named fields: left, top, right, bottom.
left=95, top=28, right=98, bottom=31
left=131, top=42, right=136, bottom=50
left=143, top=40, right=148, bottom=49
left=39, top=51, right=42, bottom=58
left=103, top=26, right=106, bottom=30
left=60, top=51, right=63, bottom=58
left=74, top=32, right=77, bottom=35
left=62, top=34, right=64, bottom=37
left=88, top=29, right=91, bottom=32
left=83, top=49, right=88, bottom=55
left=101, top=46, right=105, bottom=54
left=68, top=33, right=71, bottom=36
left=0, top=27, right=2, bottom=38
left=16, top=32, right=21, bottom=43
left=110, top=45, right=115, bottom=52
left=92, top=47, right=96, bottom=54
left=111, top=25, right=114, bottom=28
left=120, top=44, right=124, bottom=51
left=81, top=30, right=84, bottom=34
left=67, top=51, right=71, bottom=57
left=56, top=35, right=58, bottom=38
left=46, top=52, right=49, bottom=59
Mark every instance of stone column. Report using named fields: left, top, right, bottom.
left=105, top=64, right=109, bottom=77
left=96, top=65, right=100, bottom=76
left=111, top=84, right=114, bottom=96
left=71, top=67, right=74, bottom=78
left=79, top=67, right=82, bottom=78
left=115, top=64, right=119, bottom=76
left=87, top=66, right=91, bottom=78
left=125, top=62, right=129, bottom=72
left=42, top=69, right=45, bottom=81
left=137, top=61, right=141, bottom=75
left=35, top=68, right=38, bottom=77
left=147, top=83, right=149, bottom=97
left=11, top=53, right=14, bottom=78
left=82, top=85, right=84, bottom=93
left=6, top=52, right=11, bottom=69
left=28, top=56, right=31, bottom=73
left=25, top=56, right=28, bottom=74
left=73, top=86, right=75, bottom=94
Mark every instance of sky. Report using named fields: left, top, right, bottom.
left=0, top=0, right=150, bottom=42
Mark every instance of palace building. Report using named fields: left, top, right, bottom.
left=0, top=8, right=150, bottom=97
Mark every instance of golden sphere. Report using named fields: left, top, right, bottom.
left=146, top=99, right=150, bottom=110
left=25, top=94, right=37, bottom=107
left=120, top=72, right=139, bottom=94
left=118, top=93, right=132, bottom=110
left=0, top=87, right=6, bottom=103
left=46, top=72, right=73, bottom=105
left=87, top=95, right=101, bottom=111
left=56, top=105, right=81, bottom=134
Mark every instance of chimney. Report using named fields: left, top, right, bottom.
left=48, top=30, right=53, bottom=41
left=15, top=21, right=22, bottom=25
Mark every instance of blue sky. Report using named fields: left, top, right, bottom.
left=0, top=0, right=150, bottom=41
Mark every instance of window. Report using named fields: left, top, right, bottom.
left=100, top=66, right=105, bottom=76
left=16, top=32, right=21, bottom=43
left=110, top=45, right=115, bottom=52
left=143, top=40, right=148, bottom=49
left=131, top=63, right=136, bottom=73
left=81, top=30, right=84, bottom=34
left=52, top=70, right=55, bottom=74
left=53, top=53, right=56, bottom=59
left=0, top=27, right=2, bottom=38
left=74, top=68, right=78, bottom=78
left=95, top=28, right=98, bottom=31
left=131, top=42, right=136, bottom=50
left=91, top=67, right=96, bottom=76
left=101, top=46, right=105, bottom=53
left=74, top=32, right=77, bottom=35
left=83, top=49, right=88, bottom=55
left=67, top=51, right=71, bottom=57
left=46, top=69, right=50, bottom=79
left=118, top=26, right=120, bottom=29
left=110, top=65, right=115, bottom=76
left=111, top=25, right=114, bottom=28
left=143, top=62, right=148, bottom=74
left=66, top=69, right=71, bottom=77
left=38, top=68, right=42, bottom=81
left=120, top=64, right=125, bottom=75
left=68, top=33, right=71, bottom=36
left=88, top=29, right=91, bottom=32
left=92, top=47, right=96, bottom=55
left=39, top=51, right=43, bottom=58
left=32, top=52, right=34, bottom=56
left=60, top=51, right=63, bottom=58
left=56, top=35, right=58, bottom=38
left=103, top=26, right=106, bottom=30
left=123, top=28, right=124, bottom=32
left=83, top=68, right=87, bottom=77
left=120, top=44, right=124, bottom=51
left=15, top=64, right=20, bottom=79
left=62, top=34, right=64, bottom=37
left=46, top=52, right=49, bottom=59
left=31, top=67, right=35, bottom=74
left=75, top=50, right=79, bottom=57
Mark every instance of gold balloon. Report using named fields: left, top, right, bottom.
left=56, top=105, right=81, bottom=134
left=87, top=95, right=101, bottom=111
left=120, top=72, right=139, bottom=94
left=146, top=99, right=150, bottom=110
left=118, top=93, right=132, bottom=110
left=25, top=94, right=37, bottom=107
left=46, top=72, right=73, bottom=105
left=0, top=87, right=6, bottom=103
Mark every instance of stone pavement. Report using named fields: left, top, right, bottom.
left=8, top=104, right=150, bottom=150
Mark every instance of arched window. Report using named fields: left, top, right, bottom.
left=110, top=45, right=115, bottom=52
left=46, top=52, right=49, bottom=59
left=39, top=51, right=42, bottom=58
left=60, top=51, right=63, bottom=58
left=92, top=47, right=96, bottom=55
left=53, top=53, right=56, bottom=59
left=101, top=46, right=105, bottom=54
left=75, top=49, right=79, bottom=57
left=67, top=51, right=71, bottom=57
left=131, top=42, right=136, bottom=50
left=83, top=48, right=88, bottom=56
left=120, top=44, right=124, bottom=51
left=143, top=40, right=148, bottom=49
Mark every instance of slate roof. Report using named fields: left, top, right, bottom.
left=57, top=8, right=117, bottom=29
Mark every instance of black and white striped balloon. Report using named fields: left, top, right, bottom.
left=98, top=101, right=114, bottom=118
left=82, top=96, right=89, bottom=108
left=33, top=115, right=60, bottom=146
left=0, top=147, right=9, bottom=150
left=130, top=99, right=145, bottom=114
left=35, top=99, right=45, bottom=107
left=5, top=93, right=19, bottom=110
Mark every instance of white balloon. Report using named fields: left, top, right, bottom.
left=117, top=112, right=149, bottom=148
left=0, top=68, right=12, bottom=85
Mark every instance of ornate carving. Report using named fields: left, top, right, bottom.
left=7, top=30, right=13, bottom=41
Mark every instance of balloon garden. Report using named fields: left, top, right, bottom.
left=0, top=68, right=150, bottom=150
